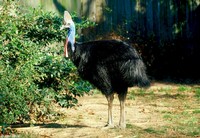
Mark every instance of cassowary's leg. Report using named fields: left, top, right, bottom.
left=105, top=93, right=114, bottom=128
left=118, top=91, right=127, bottom=128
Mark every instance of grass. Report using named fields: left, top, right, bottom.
left=144, top=127, right=165, bottom=135
left=146, top=111, right=200, bottom=137
left=157, top=86, right=173, bottom=93
left=160, top=101, right=200, bottom=137
left=127, top=83, right=200, bottom=137
left=177, top=85, right=192, bottom=92
left=17, top=132, right=39, bottom=138
left=195, top=88, right=200, bottom=100
left=4, top=83, right=200, bottom=138
left=0, top=129, right=39, bottom=138
left=193, top=109, right=200, bottom=114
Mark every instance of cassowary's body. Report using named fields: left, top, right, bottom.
left=69, top=40, right=149, bottom=95
left=61, top=11, right=150, bottom=128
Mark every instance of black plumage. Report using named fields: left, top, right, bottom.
left=61, top=11, right=150, bottom=128
left=69, top=40, right=149, bottom=93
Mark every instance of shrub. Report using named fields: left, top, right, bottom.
left=0, top=1, right=93, bottom=126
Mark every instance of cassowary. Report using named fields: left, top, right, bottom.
left=60, top=11, right=150, bottom=128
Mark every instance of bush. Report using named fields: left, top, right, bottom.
left=0, top=1, right=93, bottom=126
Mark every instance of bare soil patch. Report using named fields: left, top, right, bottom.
left=14, top=82, right=200, bottom=137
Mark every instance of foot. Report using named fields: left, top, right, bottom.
left=101, top=123, right=115, bottom=129
left=118, top=123, right=126, bottom=129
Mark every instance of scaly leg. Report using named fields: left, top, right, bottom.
left=118, top=92, right=127, bottom=129
left=105, top=93, right=114, bottom=128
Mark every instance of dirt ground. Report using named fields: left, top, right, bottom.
left=14, top=82, right=200, bottom=138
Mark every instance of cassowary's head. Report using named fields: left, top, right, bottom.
left=60, top=11, right=76, bottom=53
left=60, top=11, right=74, bottom=30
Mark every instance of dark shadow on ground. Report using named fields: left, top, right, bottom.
left=11, top=123, right=88, bottom=129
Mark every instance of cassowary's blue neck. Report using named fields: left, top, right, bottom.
left=68, top=21, right=76, bottom=51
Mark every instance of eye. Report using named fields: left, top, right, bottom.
left=67, top=23, right=70, bottom=26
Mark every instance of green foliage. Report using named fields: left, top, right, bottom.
left=0, top=1, right=93, bottom=126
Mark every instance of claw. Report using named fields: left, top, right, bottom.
left=101, top=123, right=115, bottom=129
